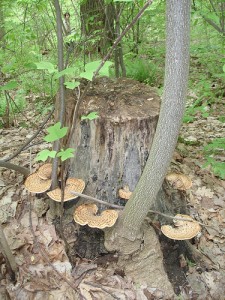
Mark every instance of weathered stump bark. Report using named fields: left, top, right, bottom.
left=61, top=78, right=178, bottom=297
left=68, top=77, right=160, bottom=205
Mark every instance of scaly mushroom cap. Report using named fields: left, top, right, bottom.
left=166, top=173, right=192, bottom=190
left=47, top=186, right=76, bottom=202
left=37, top=163, right=59, bottom=180
left=161, top=214, right=201, bottom=240
left=74, top=203, right=119, bottom=229
left=118, top=186, right=132, bottom=200
left=66, top=178, right=85, bottom=196
left=24, top=172, right=51, bottom=193
left=47, top=177, right=85, bottom=202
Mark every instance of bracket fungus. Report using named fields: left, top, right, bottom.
left=161, top=214, right=201, bottom=240
left=118, top=186, right=132, bottom=200
left=74, top=203, right=118, bottom=229
left=24, top=172, right=51, bottom=193
left=166, top=173, right=192, bottom=190
left=37, top=163, right=58, bottom=180
left=47, top=177, right=85, bottom=202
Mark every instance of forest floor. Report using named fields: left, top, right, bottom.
left=0, top=80, right=225, bottom=300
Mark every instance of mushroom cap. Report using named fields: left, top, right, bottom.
left=66, top=177, right=85, bottom=194
left=24, top=172, right=51, bottom=193
left=47, top=177, right=85, bottom=202
left=47, top=186, right=76, bottom=202
left=74, top=203, right=118, bottom=229
left=37, top=163, right=60, bottom=180
left=166, top=173, right=192, bottom=190
left=118, top=186, right=132, bottom=200
left=161, top=214, right=201, bottom=240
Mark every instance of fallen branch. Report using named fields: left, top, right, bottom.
left=0, top=161, right=29, bottom=176
left=0, top=222, right=18, bottom=281
left=1, top=106, right=54, bottom=162
left=70, top=191, right=225, bottom=236
left=70, top=191, right=124, bottom=210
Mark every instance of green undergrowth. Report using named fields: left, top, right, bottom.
left=203, top=138, right=225, bottom=179
left=0, top=89, right=27, bottom=127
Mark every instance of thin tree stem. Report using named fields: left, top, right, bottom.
left=0, top=223, right=17, bottom=277
left=52, top=0, right=66, bottom=189
left=121, top=0, right=191, bottom=241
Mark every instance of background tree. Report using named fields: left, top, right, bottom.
left=193, top=0, right=225, bottom=36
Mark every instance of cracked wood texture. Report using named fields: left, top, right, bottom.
left=66, top=77, right=160, bottom=207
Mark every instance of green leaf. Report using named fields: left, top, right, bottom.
left=0, top=81, right=18, bottom=91
left=223, top=64, right=225, bottom=73
left=79, top=70, right=94, bottom=81
left=204, top=138, right=225, bottom=153
left=35, top=149, right=57, bottom=161
left=80, top=60, right=113, bottom=81
left=64, top=81, right=80, bottom=89
left=56, top=148, right=75, bottom=161
left=202, top=112, right=209, bottom=118
left=53, top=67, right=77, bottom=80
left=35, top=61, right=57, bottom=74
left=44, top=122, right=68, bottom=142
left=183, top=115, right=195, bottom=123
left=99, top=60, right=114, bottom=77
left=81, top=112, right=99, bottom=120
left=24, top=62, right=37, bottom=69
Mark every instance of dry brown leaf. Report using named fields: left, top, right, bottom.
left=195, top=186, right=214, bottom=198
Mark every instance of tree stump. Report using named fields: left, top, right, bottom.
left=61, top=78, right=177, bottom=297
left=68, top=77, right=160, bottom=205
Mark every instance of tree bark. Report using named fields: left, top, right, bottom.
left=68, top=77, right=160, bottom=205
left=117, top=0, right=191, bottom=241
left=80, top=0, right=105, bottom=55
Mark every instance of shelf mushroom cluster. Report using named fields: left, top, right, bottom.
left=24, top=164, right=119, bottom=229
left=118, top=185, right=132, bottom=200
left=24, top=163, right=54, bottom=193
left=24, top=163, right=85, bottom=201
left=161, top=214, right=201, bottom=240
left=73, top=203, right=118, bottom=229
left=166, top=173, right=192, bottom=191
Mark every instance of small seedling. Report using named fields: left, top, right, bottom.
left=44, top=122, right=68, bottom=142
left=36, top=122, right=74, bottom=162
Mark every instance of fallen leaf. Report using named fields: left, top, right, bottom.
left=195, top=186, right=214, bottom=198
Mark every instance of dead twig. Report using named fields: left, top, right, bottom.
left=70, top=191, right=225, bottom=236
left=1, top=106, right=54, bottom=162
left=83, top=281, right=121, bottom=300
left=0, top=161, right=29, bottom=176
left=70, top=191, right=124, bottom=210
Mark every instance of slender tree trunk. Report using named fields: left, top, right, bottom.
left=0, top=2, right=5, bottom=47
left=52, top=0, right=65, bottom=189
left=117, top=0, right=191, bottom=241
left=50, top=0, right=66, bottom=217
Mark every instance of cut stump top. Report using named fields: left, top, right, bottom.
left=66, top=77, right=160, bottom=122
